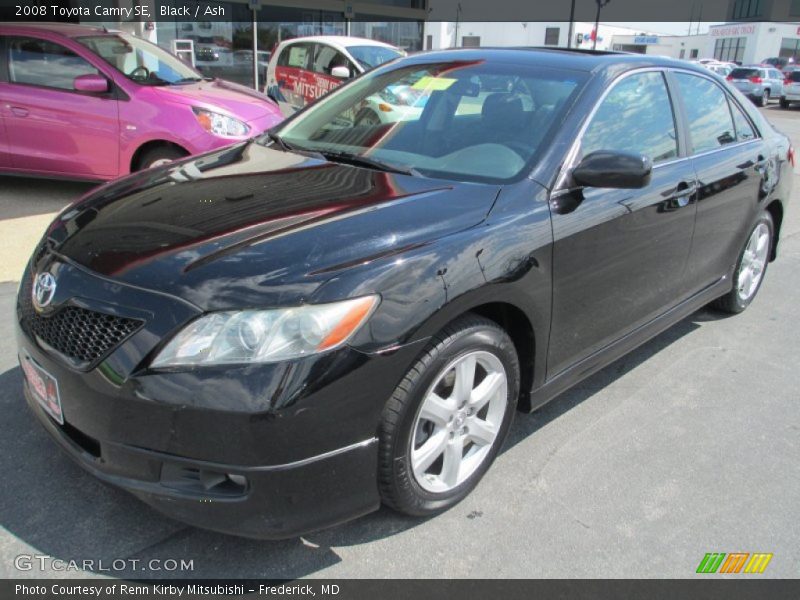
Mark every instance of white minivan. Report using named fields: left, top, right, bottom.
left=264, top=36, right=403, bottom=117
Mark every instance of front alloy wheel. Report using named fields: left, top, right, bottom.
left=411, top=350, right=508, bottom=493
left=378, top=314, right=519, bottom=516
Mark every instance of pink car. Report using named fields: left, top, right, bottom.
left=0, top=23, right=284, bottom=180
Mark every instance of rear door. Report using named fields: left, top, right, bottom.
left=547, top=70, right=697, bottom=377
left=0, top=34, right=119, bottom=178
left=671, top=70, right=767, bottom=295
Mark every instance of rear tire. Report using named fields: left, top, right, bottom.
left=378, top=314, right=519, bottom=516
left=711, top=211, right=774, bottom=314
left=756, top=89, right=769, bottom=107
left=136, top=146, right=188, bottom=171
left=780, top=96, right=790, bottom=109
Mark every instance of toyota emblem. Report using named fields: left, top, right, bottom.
left=32, top=272, right=57, bottom=311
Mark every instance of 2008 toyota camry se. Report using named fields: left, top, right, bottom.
left=16, top=48, right=792, bottom=538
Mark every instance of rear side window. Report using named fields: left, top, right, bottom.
left=582, top=71, right=678, bottom=164
left=278, top=43, right=311, bottom=69
left=7, top=36, right=98, bottom=90
left=675, top=73, right=736, bottom=154
left=729, top=68, right=758, bottom=79
left=729, top=100, right=756, bottom=142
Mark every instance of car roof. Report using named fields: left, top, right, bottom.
left=397, top=47, right=710, bottom=75
left=0, top=22, right=112, bottom=38
left=278, top=36, right=397, bottom=50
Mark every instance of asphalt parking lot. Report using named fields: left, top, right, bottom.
left=0, top=105, right=798, bottom=579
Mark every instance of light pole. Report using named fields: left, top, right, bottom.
left=593, top=0, right=611, bottom=50
left=454, top=3, right=462, bottom=48
left=567, top=0, right=576, bottom=49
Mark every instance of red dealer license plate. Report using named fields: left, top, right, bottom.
left=21, top=352, right=64, bottom=425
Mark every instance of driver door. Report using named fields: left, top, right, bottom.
left=0, top=35, right=119, bottom=178
left=547, top=70, right=697, bottom=377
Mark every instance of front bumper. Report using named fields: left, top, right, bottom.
left=23, top=382, right=379, bottom=539
left=16, top=258, right=424, bottom=538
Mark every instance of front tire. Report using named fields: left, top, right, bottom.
left=711, top=211, right=774, bottom=314
left=378, top=314, right=520, bottom=516
left=136, top=146, right=188, bottom=171
left=756, top=89, right=769, bottom=107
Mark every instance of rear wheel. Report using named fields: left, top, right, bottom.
left=378, top=314, right=519, bottom=516
left=756, top=89, right=769, bottom=107
left=711, top=211, right=774, bottom=314
left=780, top=96, right=790, bottom=109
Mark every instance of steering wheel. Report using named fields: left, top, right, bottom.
left=128, top=66, right=150, bottom=81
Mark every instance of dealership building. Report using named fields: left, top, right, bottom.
left=86, top=0, right=426, bottom=89
left=611, top=21, right=800, bottom=64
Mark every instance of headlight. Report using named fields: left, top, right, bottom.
left=192, top=107, right=249, bottom=137
left=151, top=295, right=379, bottom=368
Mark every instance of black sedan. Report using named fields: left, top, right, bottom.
left=16, top=48, right=792, bottom=538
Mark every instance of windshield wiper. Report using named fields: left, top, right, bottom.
left=317, top=151, right=421, bottom=177
left=266, top=132, right=325, bottom=159
left=171, top=77, right=204, bottom=84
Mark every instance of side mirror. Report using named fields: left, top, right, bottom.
left=331, top=66, right=351, bottom=79
left=572, top=150, right=652, bottom=189
left=74, top=74, right=109, bottom=93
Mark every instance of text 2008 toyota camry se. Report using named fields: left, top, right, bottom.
left=16, top=49, right=792, bottom=538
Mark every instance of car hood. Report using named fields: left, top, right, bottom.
left=45, top=142, right=501, bottom=310
left=153, top=78, right=281, bottom=123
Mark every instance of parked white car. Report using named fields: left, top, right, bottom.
left=264, top=36, right=403, bottom=117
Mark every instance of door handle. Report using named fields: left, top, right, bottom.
left=668, top=181, right=697, bottom=208
left=9, top=106, right=29, bottom=117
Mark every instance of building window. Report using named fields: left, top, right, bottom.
left=544, top=27, right=560, bottom=46
left=679, top=49, right=686, bottom=59
left=732, top=0, right=762, bottom=19
left=714, top=37, right=747, bottom=63
left=780, top=37, right=800, bottom=60
left=792, top=0, right=800, bottom=16
left=690, top=48, right=699, bottom=58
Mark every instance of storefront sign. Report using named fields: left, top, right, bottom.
left=709, top=24, right=756, bottom=37
left=634, top=36, right=659, bottom=45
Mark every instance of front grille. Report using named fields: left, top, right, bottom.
left=18, top=273, right=143, bottom=369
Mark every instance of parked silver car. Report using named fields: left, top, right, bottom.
left=780, top=70, right=800, bottom=108
left=727, top=66, right=785, bottom=106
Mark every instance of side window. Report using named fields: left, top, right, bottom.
left=8, top=36, right=98, bottom=90
left=675, top=73, right=736, bottom=154
left=729, top=99, right=756, bottom=142
left=582, top=71, right=678, bottom=164
left=312, top=44, right=352, bottom=77
left=281, top=43, right=311, bottom=70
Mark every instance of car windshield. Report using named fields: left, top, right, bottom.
left=730, top=68, right=759, bottom=79
left=268, top=61, right=586, bottom=183
left=77, top=34, right=203, bottom=85
left=346, top=45, right=403, bottom=70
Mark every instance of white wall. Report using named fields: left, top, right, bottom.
left=424, top=21, right=658, bottom=51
